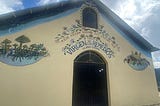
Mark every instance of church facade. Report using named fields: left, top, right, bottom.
left=0, top=0, right=159, bottom=106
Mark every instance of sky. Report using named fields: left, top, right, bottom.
left=0, top=0, right=159, bottom=68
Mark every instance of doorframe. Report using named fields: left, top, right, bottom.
left=72, top=50, right=111, bottom=106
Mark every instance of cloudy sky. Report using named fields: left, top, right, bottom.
left=0, top=0, right=159, bottom=68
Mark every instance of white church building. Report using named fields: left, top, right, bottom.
left=0, top=0, right=159, bottom=106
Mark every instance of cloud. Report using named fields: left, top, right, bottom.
left=37, top=0, right=81, bottom=6
left=101, top=0, right=160, bottom=68
left=112, top=0, right=160, bottom=32
left=101, top=0, right=160, bottom=48
left=37, top=0, right=57, bottom=5
left=152, top=51, right=160, bottom=68
left=153, top=62, right=160, bottom=69
left=0, top=0, right=24, bottom=14
left=37, top=0, right=68, bottom=5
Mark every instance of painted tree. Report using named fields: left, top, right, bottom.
left=1, top=39, right=12, bottom=54
left=15, top=35, right=31, bottom=50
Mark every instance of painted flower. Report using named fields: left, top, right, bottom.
left=124, top=51, right=150, bottom=71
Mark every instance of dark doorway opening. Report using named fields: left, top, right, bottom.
left=72, top=51, right=108, bottom=106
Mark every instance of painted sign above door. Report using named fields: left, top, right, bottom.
left=55, top=20, right=120, bottom=58
left=0, top=35, right=49, bottom=66
left=63, top=35, right=114, bottom=58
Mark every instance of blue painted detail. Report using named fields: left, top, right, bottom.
left=0, top=36, right=49, bottom=66
left=0, top=8, right=79, bottom=36
left=129, top=63, right=149, bottom=71
left=0, top=1, right=83, bottom=36
left=124, top=52, right=150, bottom=71
left=0, top=56, right=42, bottom=66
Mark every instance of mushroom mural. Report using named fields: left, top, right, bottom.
left=15, top=35, right=31, bottom=49
left=124, top=51, right=150, bottom=71
left=0, top=35, right=49, bottom=66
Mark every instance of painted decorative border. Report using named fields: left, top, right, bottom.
left=55, top=3, right=120, bottom=58
left=55, top=20, right=120, bottom=52
left=124, top=51, right=150, bottom=71
left=0, top=35, right=49, bottom=66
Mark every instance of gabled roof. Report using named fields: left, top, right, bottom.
left=93, top=0, right=159, bottom=52
left=0, top=0, right=159, bottom=54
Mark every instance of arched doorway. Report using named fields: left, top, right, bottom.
left=72, top=51, right=108, bottom=106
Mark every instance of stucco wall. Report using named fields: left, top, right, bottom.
left=0, top=8, right=159, bottom=106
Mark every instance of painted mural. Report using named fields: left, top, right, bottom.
left=0, top=35, right=49, bottom=66
left=55, top=20, right=120, bottom=58
left=124, top=51, right=150, bottom=71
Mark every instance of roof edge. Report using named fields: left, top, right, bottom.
left=0, top=0, right=159, bottom=53
left=93, top=0, right=159, bottom=52
left=0, top=1, right=83, bottom=31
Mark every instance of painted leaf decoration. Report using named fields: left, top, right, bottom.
left=124, top=52, right=150, bottom=71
